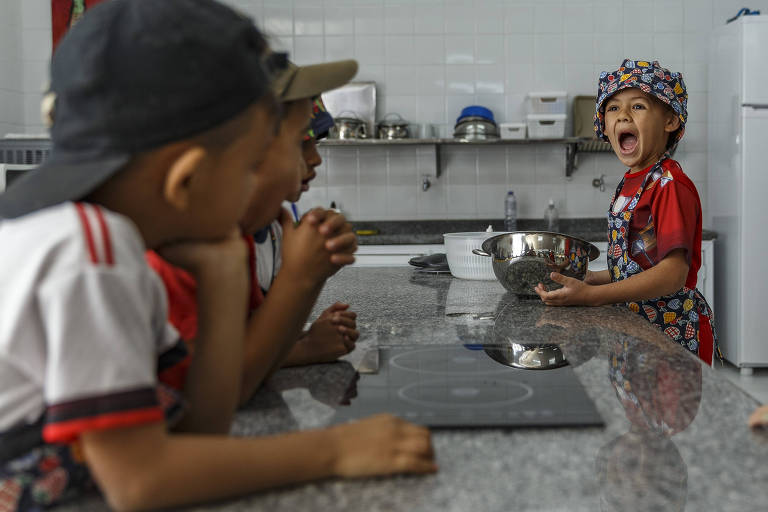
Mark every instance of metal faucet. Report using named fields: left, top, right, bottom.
left=422, top=175, right=431, bottom=192
left=592, top=174, right=606, bottom=192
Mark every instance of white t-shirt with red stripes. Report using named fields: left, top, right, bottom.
left=0, top=202, right=180, bottom=446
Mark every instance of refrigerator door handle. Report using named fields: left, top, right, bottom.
left=742, top=104, right=768, bottom=109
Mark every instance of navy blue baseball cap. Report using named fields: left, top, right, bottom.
left=0, top=0, right=278, bottom=219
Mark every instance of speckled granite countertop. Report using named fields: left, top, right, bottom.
left=353, top=218, right=717, bottom=245
left=60, top=268, right=763, bottom=512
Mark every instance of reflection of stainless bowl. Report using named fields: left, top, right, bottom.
left=473, top=232, right=600, bottom=296
left=484, top=343, right=567, bottom=370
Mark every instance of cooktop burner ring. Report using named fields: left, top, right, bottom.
left=396, top=377, right=534, bottom=409
left=389, top=346, right=512, bottom=376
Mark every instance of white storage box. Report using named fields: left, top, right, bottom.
left=526, top=114, right=566, bottom=139
left=527, top=91, right=567, bottom=114
left=499, top=122, right=527, bottom=140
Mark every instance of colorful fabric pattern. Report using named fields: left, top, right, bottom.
left=611, top=159, right=702, bottom=289
left=0, top=384, right=183, bottom=511
left=0, top=443, right=95, bottom=511
left=606, top=158, right=719, bottom=364
left=305, top=97, right=334, bottom=141
left=608, top=336, right=702, bottom=436
left=594, top=59, right=688, bottom=152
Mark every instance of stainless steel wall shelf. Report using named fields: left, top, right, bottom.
left=318, top=137, right=612, bottom=178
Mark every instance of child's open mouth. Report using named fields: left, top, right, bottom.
left=618, top=130, right=638, bottom=154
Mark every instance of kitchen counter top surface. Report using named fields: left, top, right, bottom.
left=63, top=268, right=763, bottom=512
left=354, top=218, right=717, bottom=245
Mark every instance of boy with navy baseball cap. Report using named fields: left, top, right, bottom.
left=0, top=1, right=435, bottom=510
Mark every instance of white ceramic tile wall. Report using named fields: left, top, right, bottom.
left=0, top=0, right=51, bottom=136
left=251, top=0, right=768, bottom=221
left=5, top=0, right=768, bottom=221
left=0, top=1, right=24, bottom=136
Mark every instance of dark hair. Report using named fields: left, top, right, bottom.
left=653, top=97, right=682, bottom=151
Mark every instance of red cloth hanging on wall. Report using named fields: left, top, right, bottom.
left=51, top=0, right=106, bottom=51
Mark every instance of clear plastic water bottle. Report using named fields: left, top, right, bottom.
left=504, top=191, right=517, bottom=232
left=544, top=198, right=559, bottom=232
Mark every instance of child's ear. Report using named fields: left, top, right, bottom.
left=163, top=145, right=208, bottom=211
left=664, top=113, right=681, bottom=134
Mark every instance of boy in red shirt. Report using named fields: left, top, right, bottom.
left=535, top=59, right=718, bottom=365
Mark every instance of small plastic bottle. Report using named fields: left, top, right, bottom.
left=504, top=191, right=517, bottom=232
left=544, top=198, right=560, bottom=232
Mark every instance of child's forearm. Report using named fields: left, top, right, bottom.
left=587, top=250, right=688, bottom=306
left=279, top=331, right=313, bottom=367
left=586, top=269, right=611, bottom=285
left=240, top=272, right=324, bottom=401
left=178, top=265, right=248, bottom=434
left=82, top=415, right=435, bottom=511
left=82, top=423, right=336, bottom=511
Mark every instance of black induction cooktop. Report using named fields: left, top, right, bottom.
left=333, top=344, right=604, bottom=429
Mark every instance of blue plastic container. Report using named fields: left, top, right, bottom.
left=457, top=105, right=495, bottom=124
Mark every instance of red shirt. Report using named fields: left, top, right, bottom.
left=145, top=235, right=264, bottom=347
left=612, top=158, right=702, bottom=289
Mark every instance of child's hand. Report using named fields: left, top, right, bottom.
left=156, top=228, right=248, bottom=289
left=317, top=302, right=358, bottom=333
left=534, top=272, right=596, bottom=306
left=748, top=404, right=768, bottom=429
left=330, top=414, right=437, bottom=477
left=284, top=303, right=359, bottom=366
left=303, top=208, right=357, bottom=267
left=279, top=208, right=340, bottom=284
left=281, top=208, right=356, bottom=282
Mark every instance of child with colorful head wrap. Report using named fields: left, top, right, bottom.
left=535, top=59, right=718, bottom=365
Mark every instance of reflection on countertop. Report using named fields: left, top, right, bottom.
left=60, top=268, right=763, bottom=512
left=353, top=218, right=717, bottom=245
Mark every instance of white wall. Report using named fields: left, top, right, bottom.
left=4, top=0, right=768, bottom=222
left=0, top=0, right=51, bottom=136
left=0, top=1, right=24, bottom=135
left=239, top=0, right=767, bottom=222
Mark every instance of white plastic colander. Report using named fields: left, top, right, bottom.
left=443, top=232, right=504, bottom=280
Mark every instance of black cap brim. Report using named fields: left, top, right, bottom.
left=0, top=153, right=131, bottom=219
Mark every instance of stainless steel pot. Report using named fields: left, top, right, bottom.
left=453, top=116, right=499, bottom=141
left=329, top=116, right=368, bottom=139
left=377, top=113, right=410, bottom=139
left=472, top=232, right=600, bottom=296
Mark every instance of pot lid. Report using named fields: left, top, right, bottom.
left=335, top=116, right=365, bottom=123
left=457, top=105, right=495, bottom=124
left=378, top=112, right=408, bottom=126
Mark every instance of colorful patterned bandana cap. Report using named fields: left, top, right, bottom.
left=306, top=97, right=334, bottom=141
left=594, top=59, right=688, bottom=152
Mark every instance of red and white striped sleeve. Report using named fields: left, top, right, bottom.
left=36, top=203, right=171, bottom=443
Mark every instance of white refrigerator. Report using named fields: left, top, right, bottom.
left=708, top=15, right=768, bottom=373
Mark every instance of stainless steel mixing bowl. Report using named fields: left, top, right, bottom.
left=472, top=231, right=600, bottom=296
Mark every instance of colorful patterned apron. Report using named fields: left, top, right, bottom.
left=607, top=160, right=719, bottom=365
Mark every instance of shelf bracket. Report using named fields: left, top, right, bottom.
left=565, top=142, right=578, bottom=178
